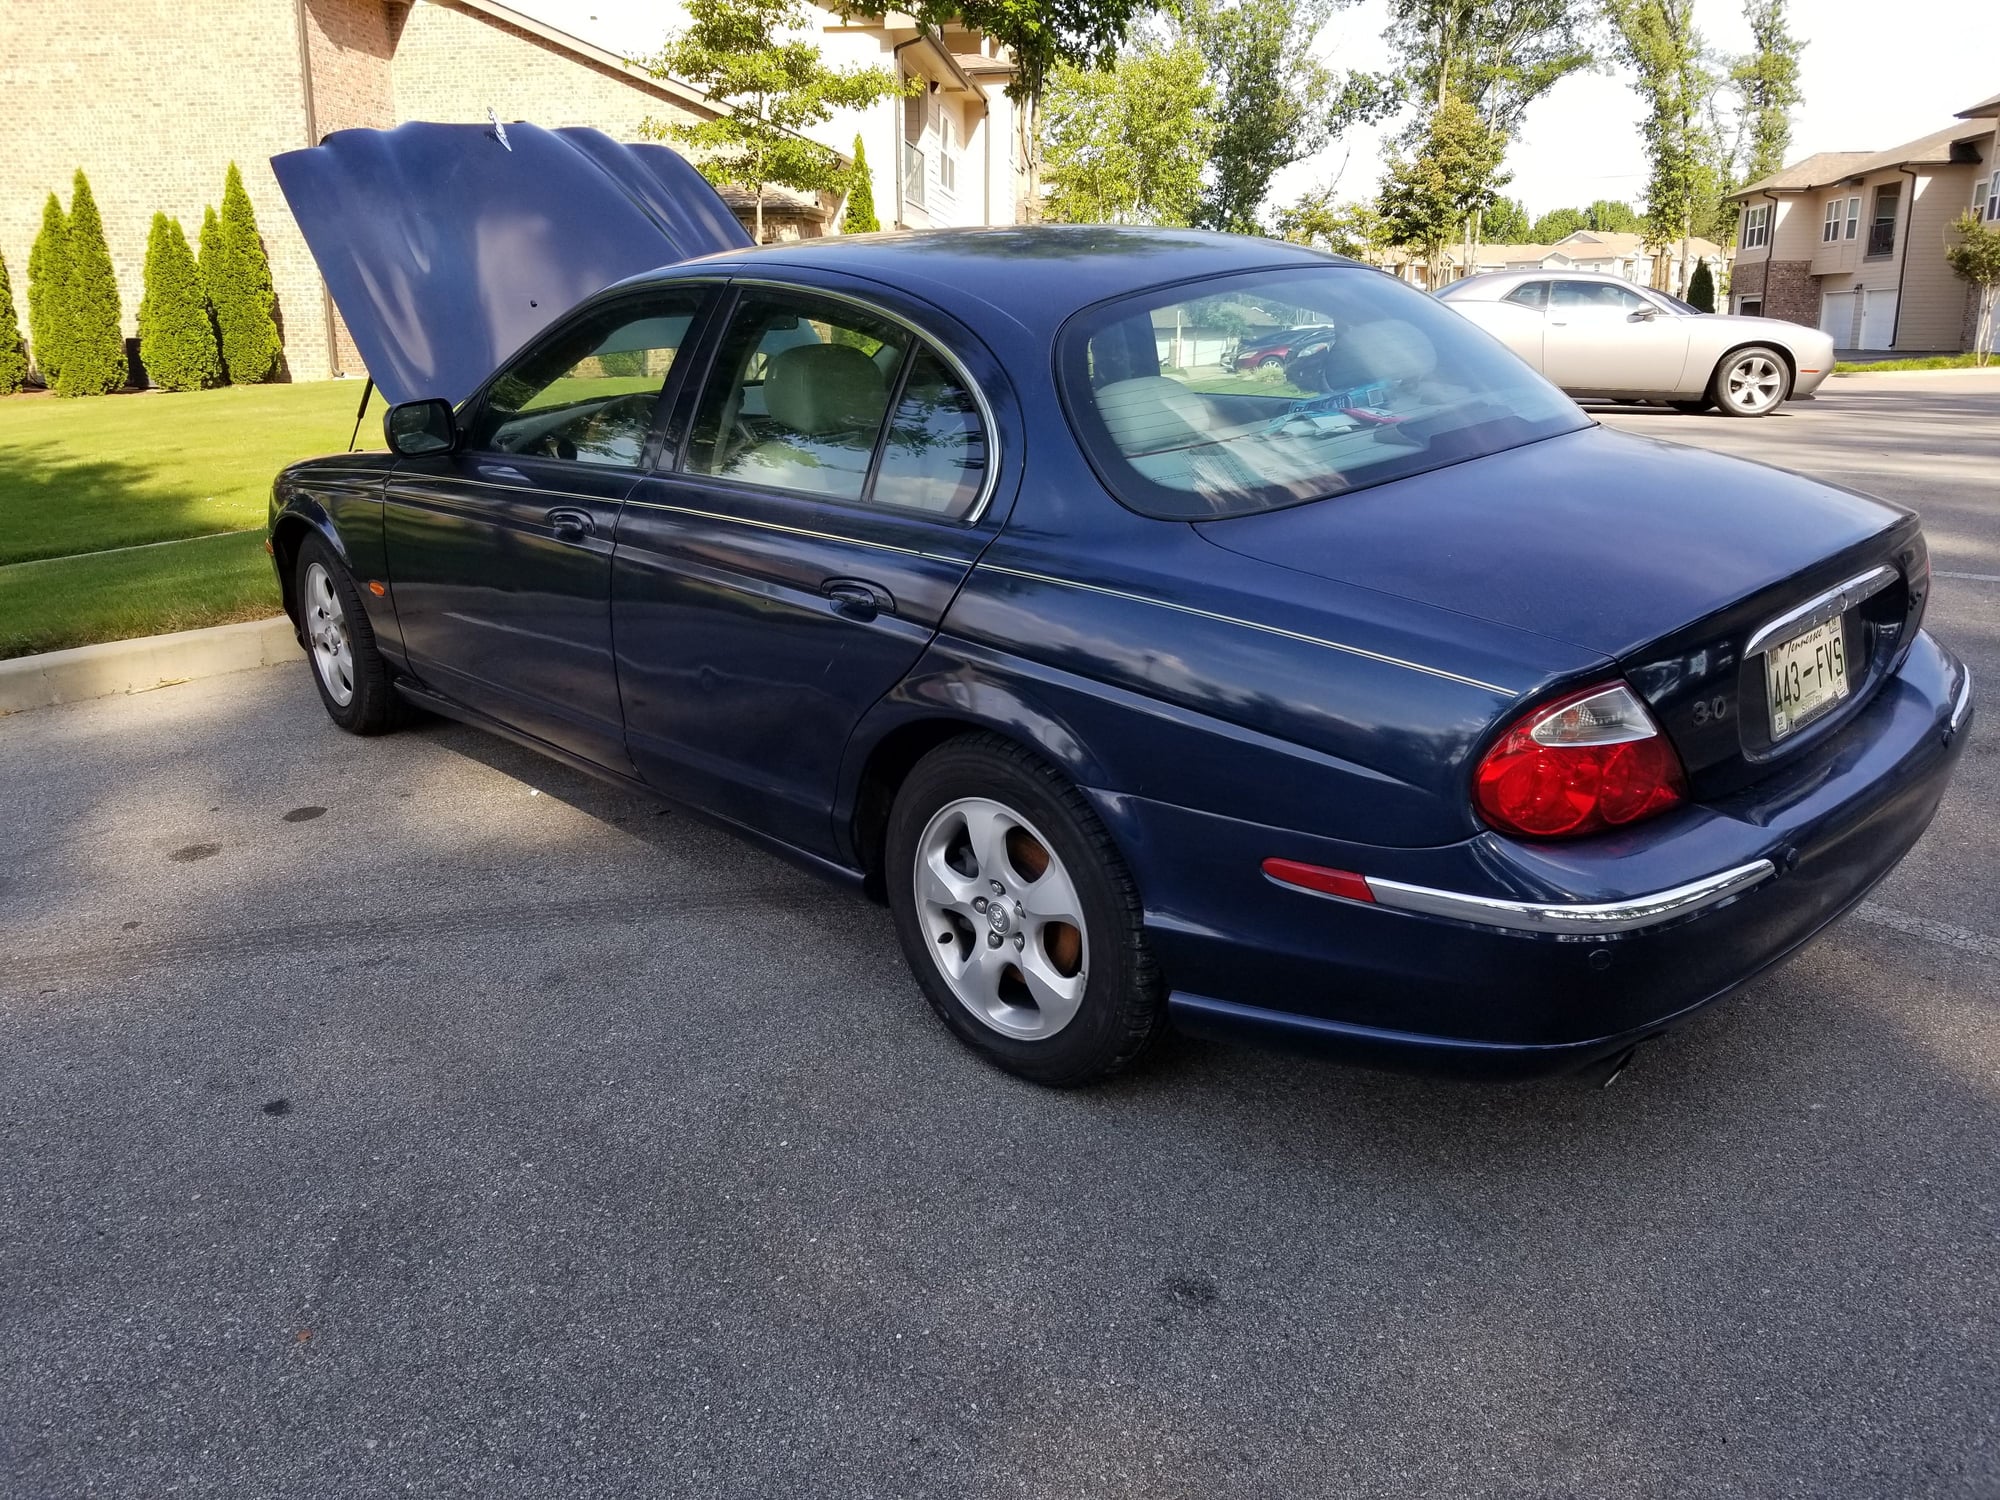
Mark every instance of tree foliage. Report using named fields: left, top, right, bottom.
left=887, top=0, right=1149, bottom=106
left=645, top=0, right=915, bottom=242
left=1730, top=0, right=1803, bottom=188
left=1607, top=0, right=1719, bottom=291
left=1272, top=190, right=1387, bottom=258
left=1041, top=35, right=1213, bottom=226
left=0, top=253, right=27, bottom=396
left=57, top=170, right=127, bottom=397
left=1376, top=93, right=1510, bottom=284
left=26, top=192, right=69, bottom=387
left=1687, top=256, right=1715, bottom=311
left=1586, top=197, right=1642, bottom=232
left=1528, top=205, right=1587, bottom=242
left=1176, top=0, right=1391, bottom=234
left=1483, top=195, right=1531, bottom=242
left=214, top=163, right=283, bottom=383
left=197, top=204, right=223, bottom=309
left=1381, top=0, right=1596, bottom=137
left=1944, top=212, right=2000, bottom=367
left=843, top=135, right=881, bottom=233
left=139, top=214, right=222, bottom=392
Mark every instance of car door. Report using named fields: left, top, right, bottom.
left=614, top=282, right=1001, bottom=855
left=383, top=286, right=716, bottom=770
left=1542, top=279, right=1692, bottom=394
left=1458, top=279, right=1550, bottom=370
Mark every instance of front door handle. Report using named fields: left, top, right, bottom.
left=823, top=578, right=891, bottom=622
left=547, top=507, right=595, bottom=541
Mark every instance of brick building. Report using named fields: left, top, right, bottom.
left=0, top=0, right=1020, bottom=383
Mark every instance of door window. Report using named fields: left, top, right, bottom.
left=1867, top=184, right=1899, bottom=256
left=1550, top=280, right=1650, bottom=315
left=464, top=291, right=707, bottom=467
left=684, top=290, right=989, bottom=518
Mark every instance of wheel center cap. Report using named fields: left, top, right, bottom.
left=987, top=904, right=1012, bottom=936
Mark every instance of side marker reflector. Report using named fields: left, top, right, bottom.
left=368, top=581, right=387, bottom=597
left=1262, top=858, right=1374, bottom=903
left=263, top=538, right=275, bottom=555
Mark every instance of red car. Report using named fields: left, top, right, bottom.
left=1230, top=323, right=1336, bottom=370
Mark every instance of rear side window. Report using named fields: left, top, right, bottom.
left=1058, top=266, right=1584, bottom=520
left=1502, top=280, right=1549, bottom=311
left=682, top=289, right=988, bottom=519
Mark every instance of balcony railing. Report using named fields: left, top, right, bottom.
left=1866, top=222, right=1895, bottom=257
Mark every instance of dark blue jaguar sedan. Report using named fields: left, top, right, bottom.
left=268, top=124, right=1972, bottom=1085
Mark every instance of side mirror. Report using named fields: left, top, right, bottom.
left=1627, top=307, right=1659, bottom=323
left=384, top=398, right=458, bottom=457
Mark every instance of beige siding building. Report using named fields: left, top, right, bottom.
left=1728, top=93, right=2000, bottom=353
left=0, top=0, right=1021, bottom=384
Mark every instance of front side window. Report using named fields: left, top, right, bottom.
left=1059, top=266, right=1584, bottom=521
left=1551, top=280, right=1650, bottom=315
left=465, top=291, right=705, bottom=467
left=683, top=290, right=988, bottom=518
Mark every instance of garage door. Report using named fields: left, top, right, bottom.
left=1819, top=290, right=1858, bottom=345
left=1860, top=289, right=1898, bottom=350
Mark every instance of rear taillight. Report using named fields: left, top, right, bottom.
left=1474, top=682, right=1687, bottom=838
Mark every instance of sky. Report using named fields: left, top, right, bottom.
left=518, top=0, right=2000, bottom=217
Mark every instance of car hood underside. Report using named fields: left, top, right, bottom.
left=271, top=121, right=752, bottom=408
left=1195, top=424, right=1904, bottom=659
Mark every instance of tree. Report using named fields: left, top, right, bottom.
left=1607, top=0, right=1719, bottom=294
left=1381, top=0, right=1596, bottom=137
left=0, top=254, right=27, bottom=396
left=1483, top=195, right=1531, bottom=242
left=1529, top=205, right=1587, bottom=242
left=1730, top=0, right=1803, bottom=187
left=1944, top=212, right=2000, bottom=368
left=645, top=0, right=913, bottom=243
left=1041, top=36, right=1213, bottom=226
left=1177, top=0, right=1390, bottom=234
left=1687, top=256, right=1715, bottom=311
left=843, top=135, right=880, bottom=233
left=213, top=163, right=283, bottom=382
left=1586, top=198, right=1642, bottom=232
left=57, top=170, right=126, bottom=397
left=26, top=192, right=69, bottom=387
left=1376, top=93, right=1510, bottom=285
left=138, top=214, right=222, bottom=391
left=1272, top=190, right=1387, bottom=258
left=196, top=204, right=223, bottom=307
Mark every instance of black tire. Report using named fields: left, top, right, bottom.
left=1255, top=354, right=1285, bottom=370
left=294, top=533, right=406, bottom=735
left=1669, top=397, right=1715, bottom=413
left=885, top=733, right=1165, bottom=1086
left=1709, top=345, right=1790, bottom=418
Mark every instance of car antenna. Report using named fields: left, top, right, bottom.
left=488, top=108, right=512, bottom=152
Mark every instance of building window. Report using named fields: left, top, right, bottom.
left=939, top=114, right=958, bottom=196
left=1741, top=203, right=1771, bottom=250
left=1845, top=196, right=1860, bottom=239
left=1867, top=182, right=1899, bottom=257
left=1979, top=171, right=2000, bottom=222
left=1738, top=297, right=1763, bottom=317
left=1822, top=199, right=1842, bottom=242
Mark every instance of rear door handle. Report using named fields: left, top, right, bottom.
left=823, top=578, right=891, bottom=621
left=547, top=507, right=595, bottom=541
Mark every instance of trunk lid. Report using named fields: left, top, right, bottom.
left=271, top=122, right=752, bottom=408
left=1197, top=423, right=1927, bottom=791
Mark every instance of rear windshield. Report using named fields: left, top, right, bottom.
left=1058, top=266, right=1587, bottom=520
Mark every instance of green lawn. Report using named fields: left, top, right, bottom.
left=1833, top=353, right=1988, bottom=373
left=0, top=381, right=364, bottom=565
left=0, top=381, right=366, bottom=659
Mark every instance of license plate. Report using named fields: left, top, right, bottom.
left=1765, top=616, right=1849, bottom=740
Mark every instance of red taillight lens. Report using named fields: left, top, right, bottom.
left=1473, top=682, right=1687, bottom=838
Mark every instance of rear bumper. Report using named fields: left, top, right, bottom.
left=1093, top=631, right=1970, bottom=1078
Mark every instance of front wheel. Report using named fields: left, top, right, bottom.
left=294, top=534, right=406, bottom=735
left=885, top=734, right=1164, bottom=1086
left=1711, top=347, right=1789, bottom=417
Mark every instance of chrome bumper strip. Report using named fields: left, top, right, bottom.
left=1950, top=666, right=1974, bottom=732
left=1366, top=859, right=1778, bottom=936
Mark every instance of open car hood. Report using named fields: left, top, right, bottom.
left=271, top=122, right=752, bottom=408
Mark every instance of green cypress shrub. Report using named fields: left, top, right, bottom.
left=56, top=169, right=127, bottom=397
left=139, top=213, right=222, bottom=391
left=844, top=136, right=880, bottom=234
left=0, top=254, right=28, bottom=395
left=1689, top=258, right=1716, bottom=313
left=196, top=204, right=227, bottom=382
left=26, top=192, right=70, bottom=387
left=213, top=163, right=283, bottom=382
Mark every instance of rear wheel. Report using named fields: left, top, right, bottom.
left=1255, top=354, right=1285, bottom=370
left=295, top=534, right=405, bottom=735
left=1711, top=347, right=1789, bottom=417
left=885, top=735, right=1164, bottom=1086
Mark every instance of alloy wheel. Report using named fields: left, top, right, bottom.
left=1724, top=353, right=1784, bottom=413
left=912, top=796, right=1089, bottom=1041
left=304, top=561, right=356, bottom=707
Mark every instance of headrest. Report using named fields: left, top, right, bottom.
left=1093, top=375, right=1217, bottom=455
left=765, top=342, right=888, bottom=436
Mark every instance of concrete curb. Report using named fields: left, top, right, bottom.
left=0, top=616, right=301, bottom=717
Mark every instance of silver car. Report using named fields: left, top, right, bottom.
left=1435, top=270, right=1835, bottom=418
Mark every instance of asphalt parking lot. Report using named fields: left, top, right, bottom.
left=3, top=371, right=1997, bottom=1498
